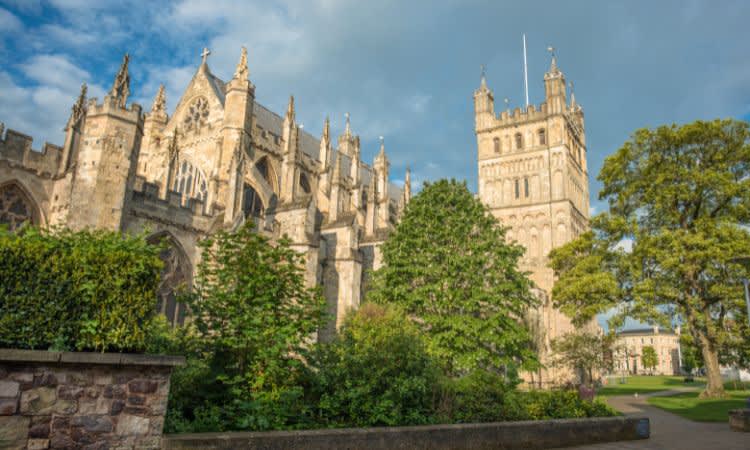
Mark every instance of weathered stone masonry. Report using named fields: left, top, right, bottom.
left=0, top=349, right=184, bottom=450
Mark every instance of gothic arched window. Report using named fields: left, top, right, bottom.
left=514, top=179, right=520, bottom=199
left=538, top=128, right=546, bottom=146
left=0, top=183, right=38, bottom=232
left=515, top=133, right=523, bottom=150
left=147, top=233, right=190, bottom=326
left=255, top=156, right=277, bottom=192
left=172, top=160, right=208, bottom=203
left=242, top=183, right=264, bottom=218
left=299, top=174, right=311, bottom=194
left=493, top=137, right=501, bottom=154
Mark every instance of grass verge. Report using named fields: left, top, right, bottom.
left=647, top=390, right=750, bottom=422
left=598, top=375, right=704, bottom=397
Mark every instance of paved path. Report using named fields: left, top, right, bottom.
left=560, top=390, right=747, bottom=450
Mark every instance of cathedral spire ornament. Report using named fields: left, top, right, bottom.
left=547, top=46, right=559, bottom=73
left=69, top=82, right=87, bottom=127
left=201, top=47, right=211, bottom=65
left=479, top=64, right=488, bottom=90
left=344, top=112, right=351, bottom=138
left=109, top=53, right=130, bottom=108
left=286, top=95, right=295, bottom=123
left=151, top=84, right=166, bottom=114
left=234, top=46, right=248, bottom=80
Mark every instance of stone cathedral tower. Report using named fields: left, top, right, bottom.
left=474, top=54, right=591, bottom=384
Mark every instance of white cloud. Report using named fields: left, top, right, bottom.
left=20, top=54, right=91, bottom=90
left=614, top=238, right=633, bottom=253
left=37, top=24, right=98, bottom=48
left=0, top=7, right=22, bottom=32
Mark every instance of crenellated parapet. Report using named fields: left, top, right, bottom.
left=85, top=97, right=144, bottom=125
left=0, top=125, right=63, bottom=178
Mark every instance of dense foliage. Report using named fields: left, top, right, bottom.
left=311, top=304, right=440, bottom=427
left=549, top=119, right=750, bottom=398
left=368, top=179, right=538, bottom=376
left=164, top=223, right=327, bottom=432
left=0, top=227, right=162, bottom=352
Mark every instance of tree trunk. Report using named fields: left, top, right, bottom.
left=698, top=332, right=726, bottom=398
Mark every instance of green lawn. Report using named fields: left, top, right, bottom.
left=598, top=375, right=704, bottom=397
left=647, top=390, right=750, bottom=422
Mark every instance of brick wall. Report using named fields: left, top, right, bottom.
left=0, top=350, right=183, bottom=450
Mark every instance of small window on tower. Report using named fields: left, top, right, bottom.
left=524, top=177, right=529, bottom=197
left=538, top=128, right=546, bottom=145
left=515, top=133, right=523, bottom=150
left=514, top=179, right=520, bottom=199
left=493, top=137, right=501, bottom=154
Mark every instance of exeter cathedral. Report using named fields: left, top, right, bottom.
left=0, top=47, right=591, bottom=383
left=0, top=48, right=407, bottom=338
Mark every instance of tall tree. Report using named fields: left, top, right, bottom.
left=368, top=179, right=538, bottom=376
left=641, top=346, right=658, bottom=375
left=549, top=119, right=750, bottom=398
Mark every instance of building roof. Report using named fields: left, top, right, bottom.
left=616, top=328, right=678, bottom=337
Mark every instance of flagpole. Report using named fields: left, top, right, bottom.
left=523, top=34, right=529, bottom=107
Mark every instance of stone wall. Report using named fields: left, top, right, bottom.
left=164, top=416, right=650, bottom=450
left=0, top=349, right=183, bottom=450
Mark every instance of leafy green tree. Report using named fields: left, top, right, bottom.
left=550, top=331, right=617, bottom=385
left=679, top=329, right=703, bottom=375
left=549, top=119, right=750, bottom=398
left=641, top=346, right=659, bottom=374
left=311, top=304, right=440, bottom=427
left=169, top=223, right=327, bottom=431
left=368, top=179, right=538, bottom=376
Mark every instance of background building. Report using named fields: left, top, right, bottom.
left=613, top=326, right=681, bottom=375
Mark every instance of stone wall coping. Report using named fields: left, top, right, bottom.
left=164, top=416, right=651, bottom=450
left=0, top=348, right=185, bottom=367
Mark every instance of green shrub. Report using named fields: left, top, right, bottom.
left=311, top=304, right=441, bottom=427
left=436, top=370, right=525, bottom=423
left=521, top=390, right=616, bottom=420
left=0, top=227, right=162, bottom=352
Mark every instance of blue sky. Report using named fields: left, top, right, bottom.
left=1, top=0, right=749, bottom=213
left=2, top=1, right=748, bottom=331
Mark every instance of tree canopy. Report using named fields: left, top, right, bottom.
left=368, top=178, right=538, bottom=377
left=549, top=119, right=750, bottom=397
left=641, top=346, right=658, bottom=374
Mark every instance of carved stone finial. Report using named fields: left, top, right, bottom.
left=109, top=53, right=130, bottom=108
left=286, top=95, right=295, bottom=122
left=169, top=128, right=180, bottom=161
left=344, top=112, right=351, bottom=137
left=323, top=116, right=330, bottom=141
left=479, top=64, right=487, bottom=90
left=201, top=47, right=211, bottom=65
left=70, top=82, right=87, bottom=126
left=234, top=46, right=249, bottom=80
left=151, top=84, right=166, bottom=114
left=547, top=46, right=558, bottom=72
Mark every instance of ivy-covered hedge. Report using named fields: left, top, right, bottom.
left=0, top=227, right=163, bottom=352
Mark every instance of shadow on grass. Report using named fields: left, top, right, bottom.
left=647, top=391, right=750, bottom=422
left=598, top=376, right=705, bottom=397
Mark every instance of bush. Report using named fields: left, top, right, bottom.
left=0, top=227, right=162, bottom=352
left=311, top=304, right=441, bottom=427
left=521, top=390, right=616, bottom=420
left=436, top=370, right=525, bottom=423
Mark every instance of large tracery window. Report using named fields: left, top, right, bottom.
left=147, top=233, right=190, bottom=326
left=242, top=183, right=264, bottom=218
left=0, top=183, right=37, bottom=232
left=172, top=160, right=208, bottom=203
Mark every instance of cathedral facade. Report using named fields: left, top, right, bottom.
left=0, top=48, right=407, bottom=336
left=474, top=55, right=594, bottom=384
